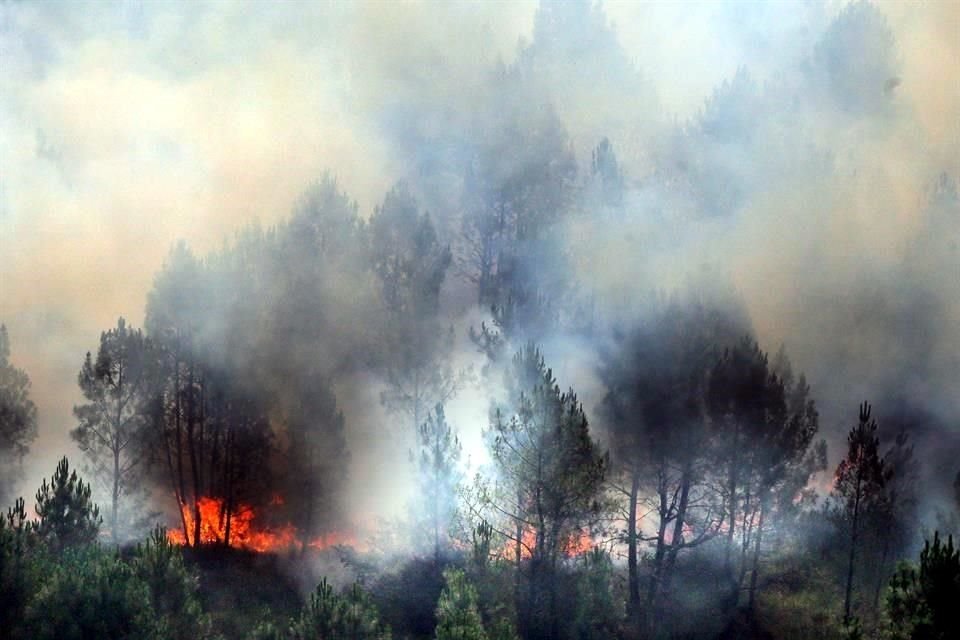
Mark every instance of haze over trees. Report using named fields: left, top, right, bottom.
left=71, top=318, right=151, bottom=543
left=1, top=0, right=959, bottom=639
left=0, top=326, right=38, bottom=505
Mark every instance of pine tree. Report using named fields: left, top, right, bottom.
left=461, top=105, right=576, bottom=354
left=710, top=341, right=823, bottom=612
left=0, top=497, right=36, bottom=638
left=371, top=185, right=462, bottom=434
left=0, top=325, right=38, bottom=505
left=832, top=403, right=887, bottom=626
left=597, top=300, right=742, bottom=629
left=72, top=317, right=151, bottom=544
left=21, top=545, right=156, bottom=640
left=285, top=371, right=348, bottom=553
left=590, top=137, right=624, bottom=208
left=415, top=404, right=462, bottom=560
left=132, top=526, right=210, bottom=640
left=574, top=548, right=619, bottom=640
left=34, top=456, right=102, bottom=552
left=885, top=531, right=960, bottom=639
left=484, top=343, right=607, bottom=638
left=435, top=568, right=487, bottom=640
left=290, top=578, right=391, bottom=640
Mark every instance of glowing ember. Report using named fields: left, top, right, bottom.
left=166, top=496, right=359, bottom=552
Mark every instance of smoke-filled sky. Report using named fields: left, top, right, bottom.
left=1, top=0, right=958, bottom=520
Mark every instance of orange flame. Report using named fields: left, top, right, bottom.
left=563, top=529, right=595, bottom=556
left=166, top=496, right=359, bottom=552
left=499, top=527, right=594, bottom=561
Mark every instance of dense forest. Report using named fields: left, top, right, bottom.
left=1, top=1, right=959, bottom=639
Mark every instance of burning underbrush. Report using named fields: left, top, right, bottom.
left=167, top=495, right=364, bottom=553
left=497, top=527, right=597, bottom=561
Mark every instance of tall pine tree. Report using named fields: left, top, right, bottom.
left=832, top=402, right=887, bottom=625
left=0, top=325, right=38, bottom=505
left=34, top=457, right=102, bottom=552
left=72, top=317, right=151, bottom=544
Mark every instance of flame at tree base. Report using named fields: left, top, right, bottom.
left=167, top=496, right=360, bottom=553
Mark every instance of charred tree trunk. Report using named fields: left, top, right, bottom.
left=198, top=372, right=205, bottom=497
left=872, top=533, right=891, bottom=622
left=661, top=462, right=693, bottom=605
left=627, top=469, right=641, bottom=625
left=112, top=441, right=120, bottom=544
left=725, top=421, right=741, bottom=577
left=843, top=466, right=864, bottom=625
left=187, top=363, right=202, bottom=548
left=738, top=478, right=755, bottom=590
left=646, top=469, right=671, bottom=635
left=110, top=359, right=124, bottom=545
left=747, top=499, right=766, bottom=613
left=172, top=350, right=189, bottom=544
left=433, top=415, right=441, bottom=562
left=223, top=425, right=234, bottom=547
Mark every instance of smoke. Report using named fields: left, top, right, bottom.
left=1, top=0, right=958, bottom=534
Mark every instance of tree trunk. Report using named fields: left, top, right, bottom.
left=872, top=534, right=891, bottom=623
left=662, top=463, right=693, bottom=603
left=223, top=426, right=234, bottom=547
left=111, top=359, right=124, bottom=545
left=725, top=421, right=740, bottom=578
left=738, top=479, right=755, bottom=590
left=646, top=470, right=671, bottom=635
left=188, top=363, right=202, bottom=548
left=112, top=443, right=120, bottom=545
left=627, top=469, right=641, bottom=625
left=844, top=468, right=864, bottom=625
left=172, top=349, right=189, bottom=545
left=747, top=500, right=766, bottom=613
left=433, top=416, right=441, bottom=562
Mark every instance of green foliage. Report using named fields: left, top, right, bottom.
left=484, top=343, right=607, bottom=637
left=831, top=402, right=888, bottom=624
left=841, top=617, right=863, bottom=640
left=485, top=617, right=519, bottom=640
left=132, top=526, right=211, bottom=640
left=416, top=403, right=463, bottom=558
left=751, top=554, right=846, bottom=640
left=574, top=548, right=619, bottom=640
left=2, top=497, right=212, bottom=640
left=22, top=545, right=157, bottom=640
left=290, top=578, right=391, bottom=640
left=0, top=497, right=38, bottom=638
left=247, top=620, right=289, bottom=640
left=370, top=556, right=445, bottom=637
left=490, top=343, right=608, bottom=564
left=71, top=317, right=151, bottom=544
left=884, top=532, right=960, bottom=639
left=34, top=456, right=102, bottom=552
left=471, top=520, right=493, bottom=569
left=435, top=568, right=487, bottom=640
left=832, top=404, right=887, bottom=514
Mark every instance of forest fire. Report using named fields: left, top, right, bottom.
left=167, top=496, right=359, bottom=552
left=563, top=529, right=596, bottom=556
left=505, top=527, right=595, bottom=561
